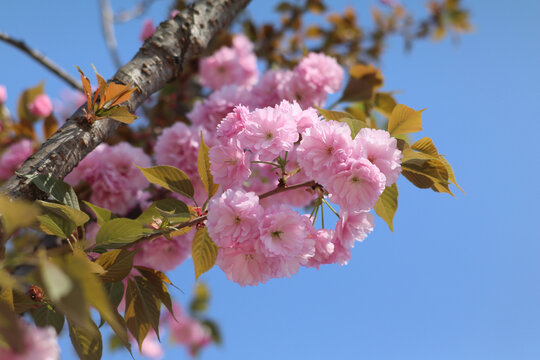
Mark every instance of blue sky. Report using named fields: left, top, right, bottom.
left=1, top=0, right=540, bottom=359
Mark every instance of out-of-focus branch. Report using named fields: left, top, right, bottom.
left=114, top=0, right=157, bottom=23
left=0, top=32, right=83, bottom=92
left=99, top=0, right=123, bottom=69
left=0, top=0, right=252, bottom=202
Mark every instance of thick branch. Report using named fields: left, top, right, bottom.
left=0, top=32, right=83, bottom=92
left=0, top=0, right=251, bottom=201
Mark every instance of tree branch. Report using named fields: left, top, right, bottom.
left=99, top=0, right=123, bottom=69
left=0, top=32, right=83, bottom=92
left=0, top=0, right=251, bottom=202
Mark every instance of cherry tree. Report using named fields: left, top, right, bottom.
left=0, top=0, right=470, bottom=358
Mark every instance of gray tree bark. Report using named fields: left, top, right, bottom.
left=0, top=0, right=251, bottom=201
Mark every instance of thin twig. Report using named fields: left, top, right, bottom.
left=0, top=32, right=83, bottom=92
left=114, top=0, right=157, bottom=23
left=259, top=180, right=317, bottom=200
left=99, top=0, right=123, bottom=69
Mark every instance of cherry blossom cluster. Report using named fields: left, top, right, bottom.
left=187, top=35, right=344, bottom=131
left=205, top=99, right=402, bottom=286
left=66, top=142, right=151, bottom=215
left=0, top=319, right=60, bottom=359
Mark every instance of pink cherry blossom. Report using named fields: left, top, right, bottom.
left=0, top=320, right=60, bottom=360
left=209, top=139, right=251, bottom=189
left=140, top=19, right=155, bottom=42
left=277, top=71, right=327, bottom=109
left=333, top=210, right=374, bottom=249
left=258, top=205, right=307, bottom=257
left=140, top=332, right=164, bottom=360
left=327, top=241, right=352, bottom=266
left=296, top=119, right=353, bottom=182
left=216, top=243, right=276, bottom=286
left=66, top=143, right=151, bottom=215
left=327, top=156, right=386, bottom=212
left=187, top=85, right=253, bottom=131
left=199, top=34, right=258, bottom=90
left=28, top=94, right=52, bottom=118
left=240, top=104, right=299, bottom=161
left=164, top=303, right=212, bottom=356
left=133, top=232, right=193, bottom=272
left=276, top=100, right=319, bottom=133
left=355, top=128, right=402, bottom=186
left=251, top=70, right=287, bottom=108
left=207, top=189, right=262, bottom=248
left=295, top=52, right=344, bottom=94
left=0, top=139, right=34, bottom=180
left=305, top=229, right=335, bottom=269
left=0, top=85, right=7, bottom=104
left=216, top=105, right=249, bottom=141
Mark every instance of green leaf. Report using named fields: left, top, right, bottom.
left=104, top=282, right=125, bottom=309
left=36, top=212, right=75, bottom=238
left=0, top=195, right=40, bottom=240
left=388, top=104, right=424, bottom=136
left=65, top=252, right=130, bottom=351
left=411, top=137, right=439, bottom=157
left=338, top=117, right=367, bottom=138
left=96, top=218, right=149, bottom=248
left=125, top=277, right=161, bottom=351
left=83, top=201, right=114, bottom=226
left=28, top=174, right=80, bottom=209
left=374, top=184, right=398, bottom=232
left=31, top=304, right=65, bottom=334
left=39, top=257, right=72, bottom=302
left=68, top=318, right=102, bottom=360
left=36, top=200, right=89, bottom=227
left=95, top=249, right=137, bottom=283
left=137, top=165, right=194, bottom=199
left=135, top=266, right=175, bottom=319
left=137, top=198, right=190, bottom=226
left=98, top=105, right=137, bottom=124
left=198, top=132, right=219, bottom=198
left=201, top=319, right=222, bottom=344
left=190, top=282, right=210, bottom=314
left=438, top=156, right=464, bottom=193
left=192, top=227, right=218, bottom=280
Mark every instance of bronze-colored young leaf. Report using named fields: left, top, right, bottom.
left=76, top=66, right=93, bottom=116
left=125, top=277, right=161, bottom=351
left=135, top=266, right=175, bottom=319
left=95, top=249, right=137, bottom=283
left=388, top=104, right=424, bottom=136
left=0, top=195, right=40, bottom=240
left=68, top=318, right=102, bottom=360
left=29, top=174, right=80, bottom=210
left=0, top=287, right=13, bottom=311
left=91, top=64, right=108, bottom=105
left=316, top=107, right=354, bottom=122
left=104, top=282, right=125, bottom=310
left=16, top=82, right=44, bottom=124
left=83, top=201, right=114, bottom=227
left=401, top=158, right=452, bottom=195
left=31, top=304, right=65, bottom=334
left=411, top=137, right=439, bottom=157
left=438, top=156, right=464, bottom=193
left=96, top=218, right=149, bottom=248
left=0, top=301, right=24, bottom=353
left=137, top=165, right=194, bottom=199
left=102, top=82, right=137, bottom=108
left=43, top=114, right=58, bottom=140
left=198, top=132, right=219, bottom=197
left=374, top=92, right=397, bottom=117
left=374, top=183, right=398, bottom=232
left=192, top=227, right=218, bottom=280
left=339, top=64, right=384, bottom=103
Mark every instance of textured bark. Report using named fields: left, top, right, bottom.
left=0, top=0, right=251, bottom=200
